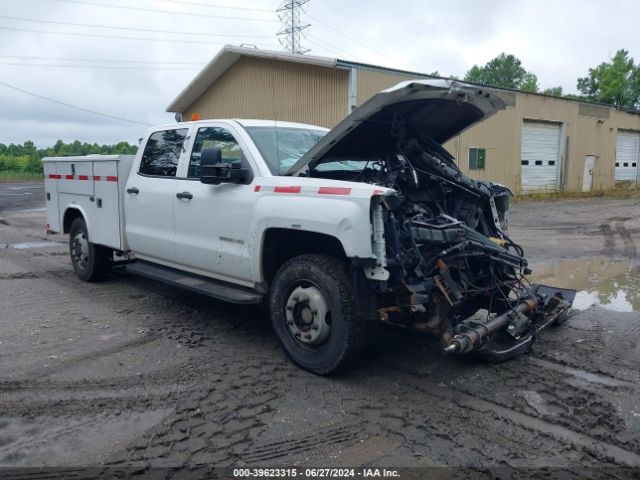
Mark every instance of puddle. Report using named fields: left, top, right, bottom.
left=6, top=241, right=60, bottom=250
left=531, top=256, right=640, bottom=313
left=17, top=207, right=46, bottom=213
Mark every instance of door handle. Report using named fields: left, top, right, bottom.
left=176, top=191, right=193, bottom=200
left=126, top=187, right=139, bottom=195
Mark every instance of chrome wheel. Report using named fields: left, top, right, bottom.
left=71, top=230, right=90, bottom=270
left=285, top=285, right=332, bottom=346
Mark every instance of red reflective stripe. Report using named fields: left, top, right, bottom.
left=274, top=186, right=301, bottom=193
left=372, top=189, right=385, bottom=195
left=318, top=187, right=351, bottom=195
left=45, top=173, right=119, bottom=182
left=254, top=185, right=261, bottom=192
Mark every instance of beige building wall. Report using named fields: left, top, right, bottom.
left=184, top=56, right=349, bottom=129
left=183, top=59, right=640, bottom=193
left=451, top=93, right=640, bottom=193
left=356, top=68, right=419, bottom=104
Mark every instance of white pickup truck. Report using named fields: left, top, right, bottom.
left=44, top=80, right=574, bottom=374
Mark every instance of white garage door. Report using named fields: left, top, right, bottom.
left=615, top=131, right=640, bottom=183
left=521, top=121, right=561, bottom=192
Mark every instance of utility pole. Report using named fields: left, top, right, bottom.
left=276, top=0, right=310, bottom=54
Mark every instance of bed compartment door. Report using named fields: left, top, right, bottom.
left=57, top=161, right=94, bottom=196
left=91, top=161, right=122, bottom=250
left=44, top=162, right=61, bottom=232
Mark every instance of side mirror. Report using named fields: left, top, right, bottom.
left=200, top=146, right=249, bottom=185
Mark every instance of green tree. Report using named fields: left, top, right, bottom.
left=6, top=143, right=21, bottom=156
left=577, top=49, right=640, bottom=108
left=25, top=150, right=43, bottom=172
left=542, top=86, right=563, bottom=96
left=0, top=155, right=23, bottom=170
left=464, top=53, right=539, bottom=92
left=2, top=141, right=136, bottom=171
left=53, top=139, right=64, bottom=154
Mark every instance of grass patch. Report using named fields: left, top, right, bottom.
left=0, top=169, right=44, bottom=182
left=513, top=187, right=640, bottom=202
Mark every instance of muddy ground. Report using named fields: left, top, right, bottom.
left=1, top=182, right=639, bottom=478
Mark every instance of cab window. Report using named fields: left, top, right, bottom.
left=139, top=128, right=188, bottom=177
left=188, top=127, right=243, bottom=178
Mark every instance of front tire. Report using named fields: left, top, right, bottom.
left=69, top=217, right=111, bottom=282
left=269, top=254, right=365, bottom=375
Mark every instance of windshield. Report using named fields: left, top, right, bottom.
left=314, top=159, right=379, bottom=172
left=245, top=126, right=326, bottom=175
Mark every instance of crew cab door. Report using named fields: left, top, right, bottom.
left=124, top=127, right=188, bottom=263
left=173, top=124, right=256, bottom=284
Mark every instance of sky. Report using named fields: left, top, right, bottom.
left=0, top=0, right=638, bottom=147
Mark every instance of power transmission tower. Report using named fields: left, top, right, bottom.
left=276, top=0, right=310, bottom=54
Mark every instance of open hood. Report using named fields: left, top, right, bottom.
left=288, top=79, right=506, bottom=175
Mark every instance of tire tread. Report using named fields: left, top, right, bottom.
left=270, top=254, right=366, bottom=375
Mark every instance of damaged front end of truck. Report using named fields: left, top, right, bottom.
left=367, top=176, right=575, bottom=361
left=289, top=79, right=575, bottom=361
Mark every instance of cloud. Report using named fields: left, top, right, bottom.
left=0, top=0, right=638, bottom=147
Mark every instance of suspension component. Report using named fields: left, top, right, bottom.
left=364, top=200, right=390, bottom=281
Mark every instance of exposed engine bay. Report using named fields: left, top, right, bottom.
left=306, top=116, right=576, bottom=361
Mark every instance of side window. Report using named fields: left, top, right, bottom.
left=139, top=128, right=188, bottom=177
left=188, top=127, right=243, bottom=178
left=468, top=147, right=486, bottom=170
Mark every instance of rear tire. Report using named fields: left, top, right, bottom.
left=269, top=254, right=365, bottom=375
left=69, top=217, right=111, bottom=282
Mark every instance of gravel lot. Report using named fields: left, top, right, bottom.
left=1, top=182, right=640, bottom=478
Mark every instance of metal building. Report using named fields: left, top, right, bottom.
left=167, top=46, right=640, bottom=194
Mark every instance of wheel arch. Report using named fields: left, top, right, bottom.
left=261, top=228, right=348, bottom=285
left=62, top=206, right=90, bottom=238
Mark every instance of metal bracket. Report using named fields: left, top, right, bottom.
left=363, top=266, right=390, bottom=281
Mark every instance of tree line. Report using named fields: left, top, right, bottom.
left=0, top=140, right=138, bottom=174
left=462, top=49, right=640, bottom=109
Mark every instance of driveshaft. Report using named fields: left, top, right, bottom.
left=444, top=298, right=538, bottom=354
